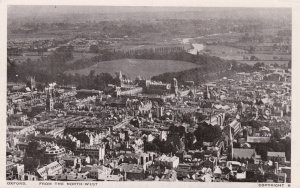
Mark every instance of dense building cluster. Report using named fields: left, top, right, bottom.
left=6, top=64, right=291, bottom=182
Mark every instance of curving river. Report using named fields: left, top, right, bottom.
left=182, top=33, right=233, bottom=55
left=182, top=37, right=205, bottom=55
left=188, top=43, right=205, bottom=55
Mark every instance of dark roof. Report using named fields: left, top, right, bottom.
left=106, top=97, right=127, bottom=105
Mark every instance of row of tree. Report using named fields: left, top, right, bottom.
left=8, top=47, right=270, bottom=91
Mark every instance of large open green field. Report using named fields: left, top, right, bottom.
left=201, top=45, right=291, bottom=67
left=66, top=58, right=200, bottom=79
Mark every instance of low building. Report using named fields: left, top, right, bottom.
left=267, top=152, right=286, bottom=163
left=37, top=161, right=63, bottom=180
left=116, top=163, right=144, bottom=181
left=44, top=145, right=66, bottom=163
left=232, top=148, right=256, bottom=161
left=155, top=155, right=179, bottom=169
left=87, top=165, right=112, bottom=180
left=61, top=155, right=81, bottom=168
left=74, top=144, right=105, bottom=164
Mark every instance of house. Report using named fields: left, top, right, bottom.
left=160, top=169, right=177, bottom=181
left=97, top=174, right=123, bottom=181
left=155, top=155, right=180, bottom=169
left=277, top=172, right=287, bottom=183
left=118, top=152, right=153, bottom=169
left=61, top=155, right=81, bottom=168
left=267, top=152, right=286, bottom=163
left=53, top=172, right=90, bottom=181
left=116, top=163, right=144, bottom=181
left=37, top=161, right=63, bottom=180
left=87, top=165, right=112, bottom=180
left=229, top=119, right=242, bottom=136
left=279, top=167, right=291, bottom=183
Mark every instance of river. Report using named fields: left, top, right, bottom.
left=188, top=43, right=205, bottom=55
left=182, top=36, right=205, bottom=55
left=182, top=33, right=233, bottom=55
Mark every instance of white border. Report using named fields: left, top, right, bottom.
left=1, top=0, right=299, bottom=188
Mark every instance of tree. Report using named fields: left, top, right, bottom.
left=90, top=45, right=99, bottom=53
left=185, top=132, right=195, bottom=150
left=7, top=58, right=18, bottom=82
left=26, top=141, right=41, bottom=157
left=273, top=63, right=279, bottom=68
left=250, top=55, right=257, bottom=61
left=194, top=122, right=222, bottom=143
left=144, top=141, right=159, bottom=152
left=288, top=60, right=291, bottom=69
left=253, top=62, right=264, bottom=71
left=76, top=133, right=90, bottom=144
left=24, top=157, right=40, bottom=173
left=272, top=129, right=282, bottom=141
left=249, top=46, right=255, bottom=54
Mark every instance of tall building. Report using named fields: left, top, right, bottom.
left=171, top=78, right=178, bottom=96
left=75, top=144, right=106, bottom=164
left=204, top=85, right=211, bottom=100
left=116, top=71, right=123, bottom=87
left=30, top=77, right=36, bottom=91
left=46, top=86, right=54, bottom=112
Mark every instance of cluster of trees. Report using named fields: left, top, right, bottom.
left=23, top=141, right=45, bottom=172
left=194, top=122, right=222, bottom=143
left=57, top=71, right=117, bottom=91
left=56, top=138, right=76, bottom=152
left=143, top=121, right=222, bottom=154
left=8, top=44, right=271, bottom=91
left=267, top=137, right=291, bottom=161
left=254, top=138, right=291, bottom=162
left=8, top=49, right=120, bottom=91
left=144, top=138, right=171, bottom=154
left=8, top=49, right=73, bottom=84
left=267, top=129, right=291, bottom=161
left=152, top=59, right=269, bottom=85
left=143, top=124, right=187, bottom=154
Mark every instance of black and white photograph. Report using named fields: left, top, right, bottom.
left=2, top=1, right=299, bottom=187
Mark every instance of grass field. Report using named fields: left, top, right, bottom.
left=66, top=58, right=200, bottom=79
left=66, top=52, right=98, bottom=64
left=202, top=45, right=291, bottom=63
left=204, top=45, right=247, bottom=56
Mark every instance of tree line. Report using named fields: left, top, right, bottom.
left=8, top=48, right=263, bottom=91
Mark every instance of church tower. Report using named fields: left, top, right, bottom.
left=46, top=87, right=54, bottom=112
left=171, top=78, right=178, bottom=96
left=30, top=76, right=36, bottom=91
left=116, top=71, right=123, bottom=87
left=204, top=85, right=211, bottom=100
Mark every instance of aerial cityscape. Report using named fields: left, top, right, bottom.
left=6, top=6, right=291, bottom=183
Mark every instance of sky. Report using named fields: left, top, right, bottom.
left=7, top=6, right=291, bottom=22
